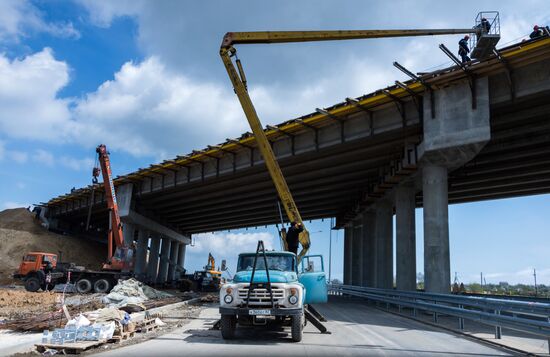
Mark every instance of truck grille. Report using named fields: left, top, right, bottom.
left=238, top=287, right=285, bottom=305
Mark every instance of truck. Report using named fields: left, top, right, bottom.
left=13, top=251, right=132, bottom=293
left=14, top=144, right=135, bottom=293
left=219, top=241, right=327, bottom=342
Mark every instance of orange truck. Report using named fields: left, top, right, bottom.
left=13, top=251, right=132, bottom=293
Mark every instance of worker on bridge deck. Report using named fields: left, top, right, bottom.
left=458, top=35, right=471, bottom=63
left=286, top=221, right=303, bottom=255
left=530, top=25, right=544, bottom=39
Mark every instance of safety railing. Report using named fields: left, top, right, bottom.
left=470, top=11, right=500, bottom=50
left=329, top=284, right=550, bottom=352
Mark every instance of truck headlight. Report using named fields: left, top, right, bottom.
left=288, top=295, right=298, bottom=305
left=224, top=294, right=233, bottom=304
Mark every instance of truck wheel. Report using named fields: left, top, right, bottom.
left=76, top=278, right=92, bottom=293
left=24, top=277, right=41, bottom=292
left=220, top=314, right=236, bottom=339
left=93, top=279, right=111, bottom=293
left=291, top=314, right=303, bottom=342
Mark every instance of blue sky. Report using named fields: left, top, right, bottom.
left=0, top=0, right=549, bottom=284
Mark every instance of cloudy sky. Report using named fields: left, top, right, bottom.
left=0, top=0, right=549, bottom=284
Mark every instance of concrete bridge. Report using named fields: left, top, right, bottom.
left=44, top=36, right=550, bottom=292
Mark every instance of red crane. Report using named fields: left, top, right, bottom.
left=93, top=144, right=134, bottom=271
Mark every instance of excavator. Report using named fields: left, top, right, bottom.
left=180, top=253, right=222, bottom=292
left=15, top=144, right=135, bottom=293
left=219, top=14, right=497, bottom=261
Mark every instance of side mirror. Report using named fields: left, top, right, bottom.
left=221, top=260, right=227, bottom=271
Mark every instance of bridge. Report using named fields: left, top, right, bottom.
left=43, top=36, right=550, bottom=293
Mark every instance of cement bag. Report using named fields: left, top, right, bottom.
left=92, top=321, right=116, bottom=340
left=65, top=314, right=91, bottom=329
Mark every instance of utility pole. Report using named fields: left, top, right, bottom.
left=480, top=272, right=483, bottom=293
left=533, top=268, right=538, bottom=297
left=328, top=217, right=333, bottom=283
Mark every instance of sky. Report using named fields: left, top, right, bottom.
left=0, top=0, right=549, bottom=285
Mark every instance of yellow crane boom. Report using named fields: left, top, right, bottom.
left=220, top=28, right=478, bottom=261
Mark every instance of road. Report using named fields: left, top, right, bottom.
left=95, top=298, right=514, bottom=356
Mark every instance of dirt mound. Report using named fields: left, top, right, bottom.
left=0, top=208, right=105, bottom=284
left=0, top=289, right=59, bottom=319
left=0, top=208, right=43, bottom=233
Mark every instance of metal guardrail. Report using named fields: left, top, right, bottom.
left=329, top=284, right=550, bottom=352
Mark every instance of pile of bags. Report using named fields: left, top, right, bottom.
left=102, top=279, right=172, bottom=308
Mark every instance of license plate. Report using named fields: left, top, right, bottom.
left=249, top=309, right=271, bottom=315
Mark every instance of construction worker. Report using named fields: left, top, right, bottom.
left=530, top=25, right=544, bottom=39
left=478, top=17, right=491, bottom=34
left=458, top=35, right=471, bottom=63
left=285, top=222, right=303, bottom=255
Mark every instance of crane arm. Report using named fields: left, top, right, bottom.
left=220, top=27, right=477, bottom=261
left=96, top=144, right=125, bottom=252
left=221, top=28, right=477, bottom=48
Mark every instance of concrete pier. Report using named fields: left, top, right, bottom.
left=157, top=237, right=171, bottom=284
left=343, top=226, right=353, bottom=285
left=146, top=235, right=161, bottom=284
left=123, top=222, right=135, bottom=246
left=167, top=240, right=179, bottom=282
left=361, top=211, right=376, bottom=287
left=134, top=229, right=149, bottom=280
left=176, top=243, right=186, bottom=277
left=375, top=199, right=393, bottom=289
left=422, top=165, right=450, bottom=293
left=395, top=184, right=417, bottom=291
left=351, top=218, right=363, bottom=286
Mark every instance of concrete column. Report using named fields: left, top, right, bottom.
left=351, top=218, right=363, bottom=286
left=146, top=235, right=161, bottom=284
left=423, top=164, right=451, bottom=293
left=395, top=184, right=417, bottom=291
left=157, top=237, right=171, bottom=284
left=343, top=225, right=353, bottom=285
left=375, top=199, right=393, bottom=289
left=361, top=211, right=376, bottom=287
left=134, top=229, right=149, bottom=281
left=167, top=240, right=179, bottom=282
left=177, top=243, right=186, bottom=270
left=123, top=222, right=135, bottom=246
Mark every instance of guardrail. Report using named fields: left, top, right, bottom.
left=329, top=284, right=550, bottom=352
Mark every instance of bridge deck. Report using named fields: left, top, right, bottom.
left=95, top=299, right=511, bottom=357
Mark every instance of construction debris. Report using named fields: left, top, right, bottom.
left=102, top=278, right=173, bottom=307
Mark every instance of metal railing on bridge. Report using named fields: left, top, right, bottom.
left=329, top=284, right=550, bottom=352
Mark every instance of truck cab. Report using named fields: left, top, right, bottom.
left=14, top=252, right=59, bottom=292
left=219, top=250, right=313, bottom=342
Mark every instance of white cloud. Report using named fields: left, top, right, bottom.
left=0, top=48, right=74, bottom=141
left=0, top=0, right=80, bottom=42
left=2, top=201, right=30, bottom=210
left=34, top=149, right=55, bottom=166
left=186, top=231, right=278, bottom=274
left=0, top=140, right=28, bottom=164
left=77, top=0, right=143, bottom=28
left=60, top=156, right=94, bottom=171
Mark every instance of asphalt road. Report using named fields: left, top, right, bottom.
left=95, top=298, right=514, bottom=357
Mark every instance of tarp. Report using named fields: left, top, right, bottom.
left=102, top=278, right=172, bottom=307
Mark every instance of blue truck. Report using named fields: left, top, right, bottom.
left=219, top=242, right=327, bottom=342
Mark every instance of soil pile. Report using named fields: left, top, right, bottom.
left=0, top=289, right=59, bottom=319
left=0, top=208, right=105, bottom=284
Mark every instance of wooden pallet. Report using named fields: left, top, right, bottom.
left=137, top=318, right=159, bottom=333
left=35, top=340, right=106, bottom=355
left=109, top=330, right=136, bottom=343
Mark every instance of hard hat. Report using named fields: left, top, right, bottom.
left=464, top=34, right=470, bottom=39
left=534, top=25, right=539, bottom=30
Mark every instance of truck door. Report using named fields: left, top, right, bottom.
left=298, top=255, right=328, bottom=304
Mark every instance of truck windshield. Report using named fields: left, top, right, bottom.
left=237, top=255, right=295, bottom=272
